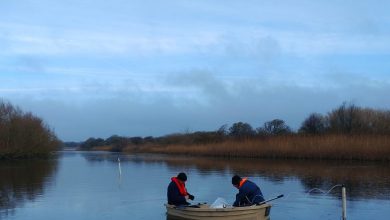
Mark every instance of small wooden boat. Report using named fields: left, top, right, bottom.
left=165, top=203, right=272, bottom=220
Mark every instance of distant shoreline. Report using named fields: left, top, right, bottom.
left=89, top=134, right=390, bottom=161
left=72, top=103, right=390, bottom=161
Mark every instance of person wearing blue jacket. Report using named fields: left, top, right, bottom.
left=232, top=175, right=265, bottom=207
left=167, top=172, right=195, bottom=206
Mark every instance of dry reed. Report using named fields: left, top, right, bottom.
left=125, top=135, right=390, bottom=161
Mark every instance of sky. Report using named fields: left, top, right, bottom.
left=1, top=0, right=390, bottom=141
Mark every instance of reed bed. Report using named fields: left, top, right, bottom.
left=91, top=145, right=113, bottom=151
left=125, top=135, right=390, bottom=161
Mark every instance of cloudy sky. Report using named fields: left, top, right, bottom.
left=1, top=0, right=390, bottom=141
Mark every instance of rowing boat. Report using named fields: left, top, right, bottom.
left=165, top=203, right=271, bottom=220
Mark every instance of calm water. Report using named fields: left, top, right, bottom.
left=1, top=151, right=390, bottom=220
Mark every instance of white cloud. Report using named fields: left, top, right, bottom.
left=1, top=0, right=390, bottom=140
left=0, top=22, right=222, bottom=56
left=8, top=76, right=390, bottom=141
left=2, top=18, right=390, bottom=58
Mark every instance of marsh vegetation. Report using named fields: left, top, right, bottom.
left=77, top=103, right=390, bottom=161
left=0, top=100, right=60, bottom=159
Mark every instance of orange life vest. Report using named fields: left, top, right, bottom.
left=238, top=178, right=248, bottom=188
left=171, top=177, right=188, bottom=196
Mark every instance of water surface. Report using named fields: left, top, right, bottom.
left=1, top=151, right=389, bottom=219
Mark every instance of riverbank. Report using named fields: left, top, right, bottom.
left=111, top=135, right=390, bottom=161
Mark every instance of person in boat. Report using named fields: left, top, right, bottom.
left=231, top=175, right=265, bottom=207
left=167, top=172, right=195, bottom=206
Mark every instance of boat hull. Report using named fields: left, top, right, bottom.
left=165, top=203, right=271, bottom=220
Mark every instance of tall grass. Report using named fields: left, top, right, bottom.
left=125, top=135, right=390, bottom=161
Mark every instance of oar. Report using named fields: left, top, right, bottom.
left=256, top=194, right=284, bottom=205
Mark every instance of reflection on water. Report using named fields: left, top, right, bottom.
left=1, top=152, right=389, bottom=220
left=0, top=158, right=58, bottom=218
left=83, top=153, right=390, bottom=201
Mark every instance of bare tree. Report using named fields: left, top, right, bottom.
left=0, top=100, right=60, bottom=159
left=299, top=113, right=326, bottom=134
left=229, top=122, right=255, bottom=138
left=258, top=119, right=291, bottom=136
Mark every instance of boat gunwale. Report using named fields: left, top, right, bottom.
left=165, top=203, right=271, bottom=213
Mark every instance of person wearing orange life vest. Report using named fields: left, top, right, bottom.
left=167, top=172, right=195, bottom=206
left=232, top=175, right=265, bottom=207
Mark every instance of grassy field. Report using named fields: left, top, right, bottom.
left=122, top=135, right=390, bottom=161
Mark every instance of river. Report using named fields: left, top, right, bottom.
left=1, top=151, right=389, bottom=219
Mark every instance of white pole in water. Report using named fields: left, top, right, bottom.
left=118, top=157, right=122, bottom=177
left=342, top=185, right=347, bottom=220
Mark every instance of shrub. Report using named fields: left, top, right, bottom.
left=0, top=100, right=60, bottom=159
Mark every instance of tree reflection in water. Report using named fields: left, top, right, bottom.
left=0, top=159, right=58, bottom=218
left=83, top=153, right=390, bottom=201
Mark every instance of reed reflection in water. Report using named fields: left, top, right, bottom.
left=165, top=157, right=390, bottom=200
left=83, top=153, right=390, bottom=219
left=84, top=153, right=390, bottom=201
left=0, top=158, right=58, bottom=218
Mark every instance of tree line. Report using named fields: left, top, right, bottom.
left=77, top=103, right=390, bottom=151
left=0, top=100, right=60, bottom=159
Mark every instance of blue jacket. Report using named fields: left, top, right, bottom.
left=233, top=180, right=265, bottom=207
left=167, top=180, right=190, bottom=206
